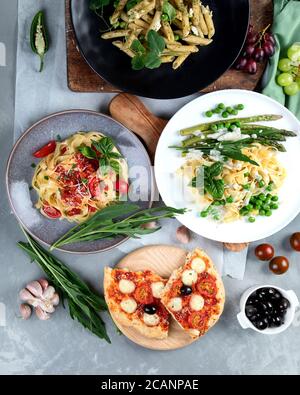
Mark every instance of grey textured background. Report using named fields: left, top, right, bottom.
left=1, top=0, right=300, bottom=375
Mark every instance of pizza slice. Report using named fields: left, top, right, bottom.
left=104, top=267, right=169, bottom=339
left=160, top=248, right=225, bottom=339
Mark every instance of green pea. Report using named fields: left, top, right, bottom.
left=264, top=205, right=270, bottom=211
left=226, top=196, right=234, bottom=203
left=235, top=121, right=241, bottom=127
left=113, top=21, right=120, bottom=28
left=244, top=172, right=250, bottom=177
left=265, top=210, right=272, bottom=216
left=214, top=108, right=221, bottom=114
left=226, top=107, right=233, bottom=113
left=229, top=125, right=236, bottom=131
left=258, top=193, right=265, bottom=201
left=255, top=200, right=262, bottom=208
left=222, top=111, right=229, bottom=118
left=232, top=109, right=238, bottom=115
left=213, top=214, right=220, bottom=221
left=210, top=124, right=218, bottom=131
left=236, top=104, right=244, bottom=110
left=217, top=123, right=225, bottom=129
left=119, top=21, right=126, bottom=28
left=259, top=209, right=265, bottom=216
left=243, top=184, right=250, bottom=190
left=213, top=201, right=222, bottom=206
left=174, top=34, right=180, bottom=41
left=271, top=203, right=279, bottom=210
left=248, top=217, right=256, bottom=223
left=225, top=122, right=231, bottom=129
left=217, top=103, right=224, bottom=110
left=205, top=110, right=213, bottom=117
left=246, top=204, right=253, bottom=211
left=161, top=13, right=169, bottom=21
left=200, top=210, right=208, bottom=217
left=271, top=195, right=279, bottom=202
left=266, top=193, right=272, bottom=199
left=258, top=180, right=265, bottom=188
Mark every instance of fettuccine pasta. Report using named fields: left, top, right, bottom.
left=32, top=132, right=128, bottom=223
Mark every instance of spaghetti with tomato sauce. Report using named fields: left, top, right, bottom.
left=32, top=132, right=128, bottom=223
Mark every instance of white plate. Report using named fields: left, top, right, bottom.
left=155, top=90, right=300, bottom=243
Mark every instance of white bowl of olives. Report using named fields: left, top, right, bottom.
left=237, top=285, right=299, bottom=334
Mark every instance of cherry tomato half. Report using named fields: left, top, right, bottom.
left=188, top=311, right=207, bottom=329
left=33, top=141, right=56, bottom=158
left=42, top=205, right=61, bottom=219
left=88, top=205, right=97, bottom=213
left=116, top=179, right=129, bottom=195
left=196, top=273, right=217, bottom=298
left=88, top=177, right=101, bottom=198
left=66, top=208, right=82, bottom=216
left=134, top=283, right=153, bottom=304
left=290, top=233, right=300, bottom=251
left=269, top=256, right=289, bottom=275
left=255, top=243, right=275, bottom=261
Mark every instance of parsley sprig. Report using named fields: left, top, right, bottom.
left=78, top=136, right=122, bottom=175
left=131, top=30, right=166, bottom=70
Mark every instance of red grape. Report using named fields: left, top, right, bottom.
left=245, top=45, right=255, bottom=58
left=245, top=59, right=257, bottom=74
left=235, top=57, right=247, bottom=70
left=246, top=32, right=258, bottom=45
left=263, top=41, right=275, bottom=57
left=253, top=47, right=265, bottom=62
left=264, top=32, right=276, bottom=46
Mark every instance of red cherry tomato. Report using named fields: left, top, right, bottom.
left=88, top=177, right=101, bottom=198
left=33, top=141, right=56, bottom=158
left=188, top=311, right=207, bottom=329
left=88, top=205, right=97, bottom=213
left=134, top=283, right=153, bottom=304
left=290, top=233, right=300, bottom=251
left=196, top=273, right=217, bottom=298
left=42, top=205, right=61, bottom=219
left=66, top=208, right=82, bottom=216
left=269, top=256, right=289, bottom=275
left=116, top=179, right=129, bottom=194
left=255, top=243, right=275, bottom=261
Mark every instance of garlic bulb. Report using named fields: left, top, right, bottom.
left=176, top=225, right=191, bottom=244
left=19, top=279, right=59, bottom=320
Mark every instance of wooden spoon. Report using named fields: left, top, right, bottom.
left=109, top=93, right=167, bottom=161
left=109, top=93, right=248, bottom=252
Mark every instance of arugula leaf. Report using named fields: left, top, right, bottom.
left=147, top=30, right=165, bottom=55
left=162, top=1, right=176, bottom=22
left=78, top=146, right=97, bottom=159
left=221, top=149, right=259, bottom=166
left=89, top=0, right=111, bottom=10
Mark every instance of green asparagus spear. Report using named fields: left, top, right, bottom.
left=241, top=124, right=297, bottom=136
left=180, top=115, right=283, bottom=135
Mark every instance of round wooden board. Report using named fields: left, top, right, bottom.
left=111, top=245, right=196, bottom=351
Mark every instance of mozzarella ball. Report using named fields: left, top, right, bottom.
left=181, top=269, right=198, bottom=286
left=168, top=297, right=182, bottom=312
left=191, top=257, right=206, bottom=274
left=151, top=281, right=165, bottom=298
left=119, top=279, right=135, bottom=294
left=143, top=313, right=160, bottom=327
left=189, top=294, right=204, bottom=311
left=120, top=298, right=137, bottom=314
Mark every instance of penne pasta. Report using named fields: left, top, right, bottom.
left=147, top=10, right=162, bottom=33
left=128, top=0, right=156, bottom=21
left=124, top=29, right=142, bottom=48
left=182, top=35, right=212, bottom=45
left=199, top=2, right=209, bottom=35
left=110, top=0, right=128, bottom=25
left=172, top=53, right=190, bottom=69
left=160, top=55, right=175, bottom=63
left=181, top=7, right=190, bottom=37
left=102, top=29, right=131, bottom=39
left=112, top=41, right=135, bottom=58
left=167, top=43, right=199, bottom=53
left=162, top=21, right=175, bottom=41
left=202, top=5, right=215, bottom=38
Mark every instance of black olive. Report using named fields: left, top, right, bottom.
left=249, top=312, right=262, bottom=323
left=278, top=298, right=290, bottom=311
left=253, top=318, right=268, bottom=330
left=270, top=291, right=282, bottom=301
left=266, top=288, right=277, bottom=297
left=257, top=288, right=267, bottom=298
left=269, top=316, right=283, bottom=328
left=245, top=305, right=257, bottom=318
left=180, top=285, right=192, bottom=296
left=143, top=305, right=157, bottom=315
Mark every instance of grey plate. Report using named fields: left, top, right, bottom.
left=6, top=110, right=154, bottom=254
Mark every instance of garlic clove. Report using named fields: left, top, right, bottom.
left=19, top=304, right=32, bottom=320
left=38, top=278, right=49, bottom=291
left=42, top=285, right=55, bottom=300
left=51, top=293, right=60, bottom=306
left=141, top=221, right=158, bottom=229
left=176, top=225, right=191, bottom=244
left=26, top=281, right=43, bottom=298
left=19, top=288, right=35, bottom=301
left=35, top=306, right=50, bottom=320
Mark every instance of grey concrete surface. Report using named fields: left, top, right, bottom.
left=1, top=0, right=300, bottom=375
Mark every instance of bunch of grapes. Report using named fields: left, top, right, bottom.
left=235, top=24, right=276, bottom=75
left=277, top=43, right=300, bottom=96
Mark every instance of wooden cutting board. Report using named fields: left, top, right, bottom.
left=65, top=0, right=273, bottom=93
left=112, top=245, right=196, bottom=350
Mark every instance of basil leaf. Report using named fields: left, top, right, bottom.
left=162, top=1, right=176, bottom=22
left=131, top=54, right=146, bottom=70
left=108, top=151, right=122, bottom=159
left=78, top=146, right=97, bottom=159
left=110, top=160, right=120, bottom=174
left=131, top=39, right=146, bottom=55
left=92, top=137, right=115, bottom=155
left=147, top=30, right=165, bottom=55
left=206, top=179, right=224, bottom=200
left=144, top=52, right=161, bottom=69
left=206, top=162, right=223, bottom=177
left=89, top=0, right=111, bottom=10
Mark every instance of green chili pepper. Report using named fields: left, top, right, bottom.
left=30, top=11, right=49, bottom=72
